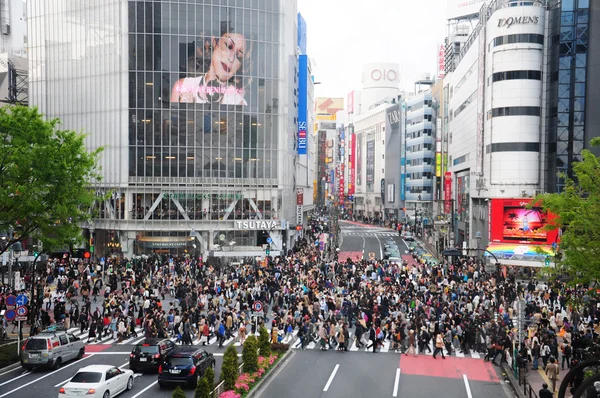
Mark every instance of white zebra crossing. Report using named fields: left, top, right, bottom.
left=61, top=325, right=485, bottom=360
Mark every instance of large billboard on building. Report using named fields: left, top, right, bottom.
left=315, top=97, right=344, bottom=115
left=131, top=2, right=280, bottom=179
left=297, top=13, right=307, bottom=55
left=366, top=140, right=375, bottom=184
left=489, top=198, right=558, bottom=245
left=298, top=55, right=308, bottom=155
left=447, top=0, right=487, bottom=20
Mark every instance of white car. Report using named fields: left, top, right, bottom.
left=59, top=365, right=134, bottom=398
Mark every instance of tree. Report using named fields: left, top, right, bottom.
left=195, top=376, right=210, bottom=398
left=172, top=386, right=186, bottom=398
left=203, top=365, right=215, bottom=391
left=242, top=335, right=259, bottom=373
left=220, top=345, right=239, bottom=391
left=0, top=105, right=102, bottom=256
left=534, top=138, right=600, bottom=285
left=257, top=326, right=271, bottom=357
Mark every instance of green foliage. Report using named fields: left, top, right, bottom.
left=0, top=342, right=18, bottom=368
left=533, top=141, right=600, bottom=285
left=257, top=326, right=271, bottom=357
left=194, top=376, right=210, bottom=398
left=242, top=335, right=259, bottom=373
left=172, top=386, right=186, bottom=398
left=203, top=365, right=215, bottom=392
left=220, top=344, right=239, bottom=391
left=0, top=106, right=102, bottom=255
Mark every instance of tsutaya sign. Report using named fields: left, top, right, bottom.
left=497, top=16, right=539, bottom=28
left=235, top=220, right=280, bottom=230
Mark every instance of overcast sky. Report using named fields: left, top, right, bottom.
left=297, top=0, right=448, bottom=98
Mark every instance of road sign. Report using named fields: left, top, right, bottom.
left=4, top=309, right=15, bottom=321
left=5, top=295, right=16, bottom=307
left=252, top=301, right=263, bottom=313
left=16, top=306, right=28, bottom=317
left=16, top=294, right=28, bottom=306
left=16, top=316, right=27, bottom=321
left=266, top=237, right=272, bottom=244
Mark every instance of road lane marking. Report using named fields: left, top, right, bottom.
left=392, top=368, right=401, bottom=397
left=374, top=233, right=383, bottom=258
left=463, top=374, right=473, bottom=398
left=131, top=380, right=158, bottom=398
left=0, top=354, right=95, bottom=398
left=0, top=371, right=31, bottom=387
left=0, top=365, right=21, bottom=376
left=323, top=364, right=340, bottom=392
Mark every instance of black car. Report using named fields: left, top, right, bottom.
left=129, top=338, right=176, bottom=372
left=158, top=347, right=215, bottom=388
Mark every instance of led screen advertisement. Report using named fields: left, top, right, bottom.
left=356, top=133, right=363, bottom=186
left=129, top=1, right=280, bottom=179
left=489, top=198, right=558, bottom=245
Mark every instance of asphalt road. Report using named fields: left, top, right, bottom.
left=257, top=345, right=512, bottom=398
left=338, top=221, right=411, bottom=261
left=0, top=343, right=227, bottom=398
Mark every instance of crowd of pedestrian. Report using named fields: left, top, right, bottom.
left=0, top=211, right=599, bottom=397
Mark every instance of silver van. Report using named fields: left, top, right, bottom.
left=20, top=327, right=85, bottom=370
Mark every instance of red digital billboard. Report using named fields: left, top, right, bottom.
left=489, top=198, right=558, bottom=245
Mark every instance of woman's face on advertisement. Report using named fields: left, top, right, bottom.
left=211, top=33, right=246, bottom=82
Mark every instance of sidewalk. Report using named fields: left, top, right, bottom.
left=502, top=360, right=560, bottom=398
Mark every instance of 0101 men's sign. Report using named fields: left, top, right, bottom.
left=497, top=16, right=539, bottom=28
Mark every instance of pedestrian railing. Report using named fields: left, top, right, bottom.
left=505, top=350, right=539, bottom=398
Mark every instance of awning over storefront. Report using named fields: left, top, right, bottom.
left=484, top=243, right=554, bottom=267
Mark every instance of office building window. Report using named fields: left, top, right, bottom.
left=488, top=106, right=541, bottom=118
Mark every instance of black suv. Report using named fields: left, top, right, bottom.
left=158, top=347, right=215, bottom=388
left=129, top=338, right=176, bottom=372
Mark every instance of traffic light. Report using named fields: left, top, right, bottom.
left=83, top=251, right=91, bottom=259
left=265, top=244, right=270, bottom=256
left=545, top=255, right=550, bottom=266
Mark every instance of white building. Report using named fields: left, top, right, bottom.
left=447, top=0, right=547, bottom=254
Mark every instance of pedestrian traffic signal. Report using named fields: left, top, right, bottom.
left=265, top=244, right=270, bottom=256
left=545, top=255, right=550, bottom=266
left=83, top=251, right=91, bottom=259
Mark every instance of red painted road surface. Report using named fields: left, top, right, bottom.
left=84, top=344, right=112, bottom=353
left=338, top=251, right=363, bottom=262
left=400, top=355, right=499, bottom=383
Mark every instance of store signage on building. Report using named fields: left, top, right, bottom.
left=436, top=153, right=442, bottom=177
left=296, top=188, right=304, bottom=205
left=444, top=172, right=452, bottom=214
left=366, top=140, right=375, bottom=184
left=298, top=55, right=308, bottom=155
left=380, top=179, right=386, bottom=204
left=235, top=220, right=280, bottom=230
left=339, top=164, right=345, bottom=200
left=296, top=205, right=303, bottom=225
left=387, top=108, right=401, bottom=130
left=349, top=133, right=356, bottom=195
left=497, top=16, right=540, bottom=28
left=437, top=45, right=446, bottom=79
left=370, top=68, right=398, bottom=82
left=164, top=192, right=243, bottom=200
left=387, top=183, right=395, bottom=203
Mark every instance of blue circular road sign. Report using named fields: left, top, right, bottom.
left=266, top=237, right=272, bottom=244
left=16, top=294, right=28, bottom=306
left=5, top=295, right=16, bottom=306
left=4, top=309, right=15, bottom=321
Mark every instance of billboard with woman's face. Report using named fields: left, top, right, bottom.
left=170, top=32, right=252, bottom=106
left=128, top=2, right=280, bottom=180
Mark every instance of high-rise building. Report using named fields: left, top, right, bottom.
left=0, top=0, right=27, bottom=106
left=314, top=98, right=342, bottom=207
left=444, top=0, right=600, bottom=267
left=27, top=0, right=300, bottom=259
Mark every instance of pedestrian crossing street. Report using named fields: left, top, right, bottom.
left=62, top=326, right=483, bottom=359
left=341, top=230, right=399, bottom=237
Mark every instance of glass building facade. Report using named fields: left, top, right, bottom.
left=546, top=0, right=590, bottom=192
left=28, top=0, right=298, bottom=257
